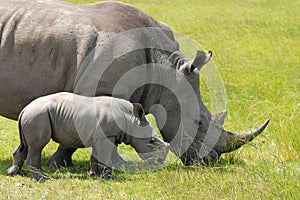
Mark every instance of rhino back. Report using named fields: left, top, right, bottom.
left=0, top=1, right=93, bottom=119
left=0, top=0, right=172, bottom=120
left=43, top=93, right=128, bottom=148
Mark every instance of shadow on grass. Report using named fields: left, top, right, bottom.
left=0, top=154, right=248, bottom=181
left=165, top=155, right=247, bottom=173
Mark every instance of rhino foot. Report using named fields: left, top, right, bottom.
left=46, top=154, right=74, bottom=168
left=7, top=165, right=23, bottom=176
left=31, top=172, right=49, bottom=182
left=180, top=144, right=220, bottom=166
left=46, top=145, right=76, bottom=168
left=31, top=175, right=49, bottom=182
left=89, top=168, right=112, bottom=180
left=89, top=156, right=112, bottom=179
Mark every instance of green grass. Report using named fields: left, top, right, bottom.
left=0, top=0, right=299, bottom=199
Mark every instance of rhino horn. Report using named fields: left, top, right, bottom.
left=220, top=119, right=270, bottom=153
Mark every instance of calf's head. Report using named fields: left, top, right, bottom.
left=125, top=103, right=169, bottom=164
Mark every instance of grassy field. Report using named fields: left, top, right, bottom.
left=0, top=0, right=299, bottom=199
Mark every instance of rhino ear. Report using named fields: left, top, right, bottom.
left=133, top=103, right=145, bottom=120
left=190, top=50, right=212, bottom=71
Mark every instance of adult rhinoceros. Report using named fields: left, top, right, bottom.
left=0, top=0, right=269, bottom=167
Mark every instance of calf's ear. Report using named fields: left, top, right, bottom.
left=190, top=50, right=212, bottom=71
left=133, top=103, right=145, bottom=120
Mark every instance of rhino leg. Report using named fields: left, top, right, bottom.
left=89, top=155, right=112, bottom=180
left=111, top=146, right=130, bottom=168
left=89, top=138, right=117, bottom=179
left=46, top=145, right=76, bottom=168
left=7, top=144, right=28, bottom=176
left=26, top=146, right=47, bottom=181
left=22, top=114, right=52, bottom=181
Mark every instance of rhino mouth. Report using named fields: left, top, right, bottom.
left=138, top=141, right=170, bottom=165
left=180, top=119, right=270, bottom=165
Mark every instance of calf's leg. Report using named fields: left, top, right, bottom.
left=7, top=144, right=28, bottom=176
left=26, top=133, right=51, bottom=181
left=89, top=138, right=118, bottom=179
left=26, top=145, right=46, bottom=181
left=46, top=145, right=76, bottom=168
left=23, top=112, right=52, bottom=181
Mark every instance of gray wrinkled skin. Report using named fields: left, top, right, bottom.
left=0, top=0, right=269, bottom=166
left=7, top=92, right=168, bottom=181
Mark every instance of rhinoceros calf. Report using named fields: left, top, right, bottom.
left=7, top=92, right=169, bottom=181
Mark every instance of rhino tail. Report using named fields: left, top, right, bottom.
left=16, top=109, right=28, bottom=152
left=7, top=109, right=29, bottom=176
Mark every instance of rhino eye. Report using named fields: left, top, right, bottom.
left=193, top=119, right=202, bottom=126
left=178, top=60, right=185, bottom=66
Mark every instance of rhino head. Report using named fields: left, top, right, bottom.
left=142, top=49, right=270, bottom=165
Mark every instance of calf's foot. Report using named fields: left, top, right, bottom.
left=29, top=166, right=49, bottom=182
left=7, top=165, right=23, bottom=176
left=89, top=156, right=112, bottom=180
left=46, top=145, right=76, bottom=168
